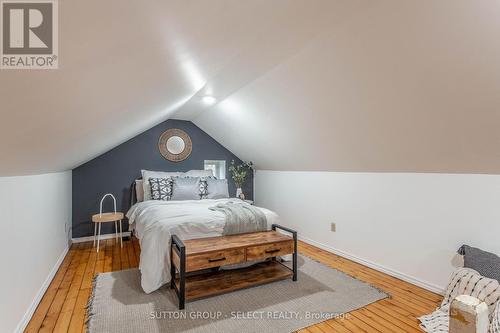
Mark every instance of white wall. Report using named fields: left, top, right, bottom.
left=0, top=171, right=72, bottom=333
left=255, top=171, right=500, bottom=293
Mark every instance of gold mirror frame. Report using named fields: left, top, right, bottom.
left=158, top=129, right=192, bottom=162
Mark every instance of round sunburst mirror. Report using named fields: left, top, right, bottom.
left=158, top=129, right=192, bottom=162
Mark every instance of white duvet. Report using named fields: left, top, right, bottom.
left=127, top=198, right=280, bottom=293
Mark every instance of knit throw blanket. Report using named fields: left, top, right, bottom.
left=419, top=268, right=500, bottom=333
left=209, top=201, right=267, bottom=235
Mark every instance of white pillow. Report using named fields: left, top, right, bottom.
left=185, top=170, right=214, bottom=178
left=141, top=170, right=184, bottom=201
left=171, top=177, right=202, bottom=201
left=205, top=178, right=229, bottom=199
left=135, top=179, right=144, bottom=202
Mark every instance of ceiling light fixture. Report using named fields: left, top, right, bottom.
left=202, top=96, right=217, bottom=106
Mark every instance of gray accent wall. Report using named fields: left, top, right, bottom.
left=72, top=119, right=253, bottom=238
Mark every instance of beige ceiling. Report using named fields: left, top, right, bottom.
left=189, top=0, right=500, bottom=173
left=1, top=0, right=500, bottom=176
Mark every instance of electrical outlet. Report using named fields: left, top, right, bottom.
left=330, top=222, right=336, bottom=232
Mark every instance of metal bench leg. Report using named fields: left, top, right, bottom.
left=272, top=224, right=298, bottom=281
left=292, top=231, right=298, bottom=281
left=179, top=245, right=186, bottom=309
left=171, top=235, right=186, bottom=309
left=170, top=244, right=175, bottom=289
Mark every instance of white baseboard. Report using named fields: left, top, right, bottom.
left=72, top=231, right=131, bottom=243
left=299, top=235, right=445, bottom=295
left=14, top=231, right=132, bottom=332
left=15, top=245, right=70, bottom=333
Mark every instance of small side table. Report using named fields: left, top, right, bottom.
left=92, top=212, right=124, bottom=252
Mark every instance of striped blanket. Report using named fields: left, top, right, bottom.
left=419, top=268, right=500, bottom=333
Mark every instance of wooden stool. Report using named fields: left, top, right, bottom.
left=92, top=194, right=123, bottom=252
left=92, top=212, right=124, bottom=252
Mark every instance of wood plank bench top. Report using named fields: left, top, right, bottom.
left=182, top=230, right=292, bottom=255
left=91, top=212, right=124, bottom=223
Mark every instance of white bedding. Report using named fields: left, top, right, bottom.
left=127, top=198, right=280, bottom=293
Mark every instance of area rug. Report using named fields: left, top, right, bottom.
left=87, top=256, right=388, bottom=333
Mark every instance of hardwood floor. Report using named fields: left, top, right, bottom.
left=25, top=238, right=442, bottom=332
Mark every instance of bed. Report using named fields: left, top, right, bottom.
left=127, top=176, right=280, bottom=294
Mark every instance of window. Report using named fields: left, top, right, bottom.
left=204, top=160, right=226, bottom=179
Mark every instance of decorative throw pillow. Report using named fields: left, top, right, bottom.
left=198, top=176, right=218, bottom=199
left=142, top=170, right=183, bottom=201
left=199, top=178, right=209, bottom=199
left=148, top=177, right=173, bottom=201
left=171, top=177, right=202, bottom=201
left=458, top=245, right=500, bottom=283
left=205, top=178, right=229, bottom=199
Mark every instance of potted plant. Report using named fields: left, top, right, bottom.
left=229, top=160, right=253, bottom=199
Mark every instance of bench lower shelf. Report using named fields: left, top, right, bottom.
left=174, top=260, right=293, bottom=301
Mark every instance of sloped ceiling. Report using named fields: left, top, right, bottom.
left=188, top=0, right=500, bottom=173
left=1, top=0, right=354, bottom=176
left=2, top=1, right=500, bottom=176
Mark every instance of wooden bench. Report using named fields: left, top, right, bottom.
left=170, top=224, right=297, bottom=309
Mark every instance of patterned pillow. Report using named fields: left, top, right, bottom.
left=199, top=178, right=209, bottom=199
left=199, top=176, right=218, bottom=199
left=458, top=245, right=500, bottom=283
left=149, top=177, right=173, bottom=201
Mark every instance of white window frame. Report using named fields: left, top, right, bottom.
left=204, top=160, right=226, bottom=179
